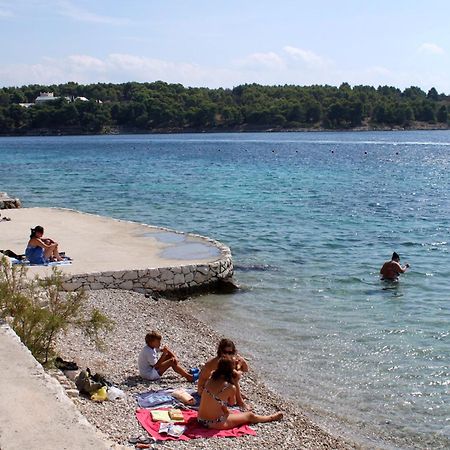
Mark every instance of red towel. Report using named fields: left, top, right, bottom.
left=136, top=408, right=256, bottom=441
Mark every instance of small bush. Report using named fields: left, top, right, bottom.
left=0, top=257, right=113, bottom=364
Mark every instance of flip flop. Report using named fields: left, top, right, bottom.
left=129, top=435, right=150, bottom=445
left=192, top=371, right=200, bottom=382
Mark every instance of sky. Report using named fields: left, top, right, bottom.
left=1, top=0, right=450, bottom=92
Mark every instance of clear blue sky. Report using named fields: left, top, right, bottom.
left=1, top=0, right=449, bottom=92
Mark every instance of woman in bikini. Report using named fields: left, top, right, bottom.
left=197, top=338, right=249, bottom=410
left=197, top=358, right=283, bottom=429
left=25, top=225, right=64, bottom=264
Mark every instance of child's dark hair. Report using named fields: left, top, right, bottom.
left=211, top=357, right=234, bottom=383
left=145, top=331, right=162, bottom=346
left=217, top=338, right=236, bottom=357
left=30, top=225, right=44, bottom=238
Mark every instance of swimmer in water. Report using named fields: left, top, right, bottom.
left=380, top=252, right=409, bottom=280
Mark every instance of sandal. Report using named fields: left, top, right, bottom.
left=129, top=435, right=151, bottom=445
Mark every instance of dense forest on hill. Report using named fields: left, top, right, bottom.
left=0, top=81, right=449, bottom=135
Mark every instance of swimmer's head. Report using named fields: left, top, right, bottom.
left=392, top=252, right=400, bottom=262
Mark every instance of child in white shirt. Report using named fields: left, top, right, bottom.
left=138, top=330, right=195, bottom=382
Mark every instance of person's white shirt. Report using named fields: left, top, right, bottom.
left=138, top=346, right=160, bottom=380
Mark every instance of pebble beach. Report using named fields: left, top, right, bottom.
left=55, top=289, right=355, bottom=449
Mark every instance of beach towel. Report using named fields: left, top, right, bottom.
left=136, top=390, right=174, bottom=408
left=46, top=259, right=72, bottom=266
left=136, top=408, right=256, bottom=441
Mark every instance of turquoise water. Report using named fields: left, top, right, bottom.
left=1, top=131, right=449, bottom=449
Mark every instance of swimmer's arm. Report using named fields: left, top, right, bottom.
left=395, top=261, right=409, bottom=273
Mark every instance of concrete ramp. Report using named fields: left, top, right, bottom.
left=0, top=321, right=113, bottom=450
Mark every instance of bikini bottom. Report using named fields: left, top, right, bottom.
left=197, top=414, right=227, bottom=428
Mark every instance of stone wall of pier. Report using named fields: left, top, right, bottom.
left=61, top=243, right=234, bottom=296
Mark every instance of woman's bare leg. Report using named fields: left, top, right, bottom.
left=214, top=411, right=283, bottom=430
left=44, top=245, right=63, bottom=261
left=52, top=245, right=63, bottom=261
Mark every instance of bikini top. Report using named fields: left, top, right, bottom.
left=204, top=382, right=230, bottom=407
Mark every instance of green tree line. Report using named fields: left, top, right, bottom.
left=0, top=81, right=448, bottom=134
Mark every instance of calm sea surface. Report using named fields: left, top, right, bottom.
left=1, top=131, right=449, bottom=449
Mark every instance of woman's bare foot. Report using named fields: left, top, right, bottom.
left=269, top=412, right=283, bottom=422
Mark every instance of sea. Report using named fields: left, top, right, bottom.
left=1, top=130, right=449, bottom=449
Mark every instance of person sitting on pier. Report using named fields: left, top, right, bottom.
left=138, top=331, right=195, bottom=382
left=197, top=357, right=283, bottom=429
left=25, top=225, right=64, bottom=265
left=197, top=338, right=249, bottom=409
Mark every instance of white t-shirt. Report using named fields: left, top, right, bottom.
left=138, top=345, right=160, bottom=380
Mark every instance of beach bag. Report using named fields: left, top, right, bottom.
left=0, top=249, right=25, bottom=260
left=91, top=386, right=108, bottom=402
left=75, top=369, right=104, bottom=395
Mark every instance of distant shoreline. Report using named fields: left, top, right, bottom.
left=0, top=121, right=448, bottom=137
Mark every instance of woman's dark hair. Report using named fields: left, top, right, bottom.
left=217, top=338, right=236, bottom=357
left=211, top=357, right=234, bottom=383
left=30, top=225, right=44, bottom=238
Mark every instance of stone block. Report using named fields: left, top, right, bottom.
left=123, top=271, right=138, bottom=280
left=65, top=389, right=79, bottom=398
left=98, top=276, right=114, bottom=284
left=155, top=282, right=167, bottom=290
left=160, top=269, right=174, bottom=281
left=112, top=271, right=126, bottom=279
left=196, top=266, right=209, bottom=275
left=62, top=282, right=82, bottom=291
left=119, top=280, right=134, bottom=290
left=173, top=273, right=185, bottom=285
left=145, top=279, right=159, bottom=289
left=194, top=272, right=207, bottom=283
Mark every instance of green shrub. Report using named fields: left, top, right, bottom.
left=0, top=257, right=113, bottom=364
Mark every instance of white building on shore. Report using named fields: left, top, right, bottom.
left=35, top=92, right=59, bottom=103
left=19, top=92, right=91, bottom=107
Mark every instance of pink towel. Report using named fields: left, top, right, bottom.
left=136, top=408, right=256, bottom=441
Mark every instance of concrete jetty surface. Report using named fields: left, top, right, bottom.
left=0, top=207, right=223, bottom=278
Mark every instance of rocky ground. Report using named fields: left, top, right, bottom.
left=55, top=289, right=357, bottom=449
